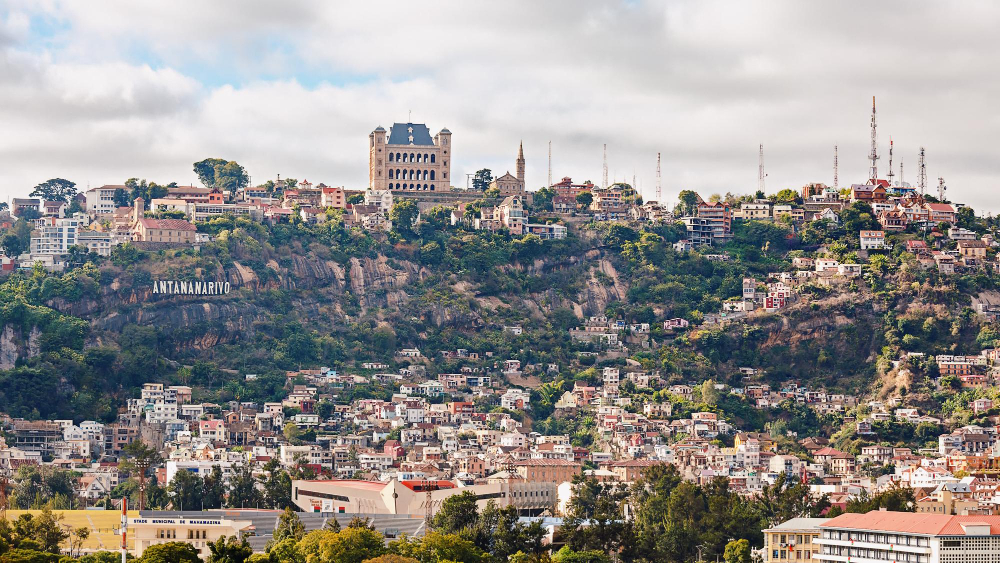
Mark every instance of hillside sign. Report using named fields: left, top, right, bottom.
left=151, top=280, right=232, bottom=295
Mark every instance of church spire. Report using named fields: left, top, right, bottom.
left=516, top=141, right=525, bottom=189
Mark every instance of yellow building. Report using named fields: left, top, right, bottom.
left=763, top=518, right=825, bottom=562
left=130, top=515, right=252, bottom=558
left=7, top=509, right=138, bottom=555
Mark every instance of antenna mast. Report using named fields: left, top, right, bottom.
left=547, top=141, right=552, bottom=189
left=868, top=96, right=879, bottom=185
left=899, top=159, right=904, bottom=187
left=918, top=147, right=927, bottom=196
left=937, top=177, right=947, bottom=202
left=655, top=152, right=662, bottom=202
left=833, top=145, right=839, bottom=190
left=757, top=144, right=765, bottom=194
left=602, top=144, right=608, bottom=189
left=887, top=137, right=895, bottom=187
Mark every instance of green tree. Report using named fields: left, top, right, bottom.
left=724, top=539, right=752, bottom=563
left=29, top=178, right=77, bottom=202
left=472, top=169, right=494, bottom=191
left=575, top=192, right=593, bottom=208
left=390, top=200, right=419, bottom=237
left=194, top=158, right=229, bottom=187
left=138, top=542, right=202, bottom=563
left=203, top=465, right=227, bottom=509
left=120, top=440, right=162, bottom=510
left=678, top=189, right=701, bottom=215
left=227, top=464, right=263, bottom=509
left=260, top=459, right=294, bottom=509
left=772, top=189, right=800, bottom=204
left=431, top=491, right=479, bottom=533
left=206, top=535, right=253, bottom=563
left=215, top=161, right=251, bottom=193
left=273, top=507, right=306, bottom=543
left=168, top=467, right=204, bottom=511
left=313, top=527, right=387, bottom=563
left=389, top=531, right=484, bottom=563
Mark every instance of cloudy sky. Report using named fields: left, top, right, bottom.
left=1, top=1, right=999, bottom=212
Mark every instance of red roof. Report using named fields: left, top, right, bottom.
left=822, top=511, right=1000, bottom=536
left=925, top=203, right=955, bottom=212
left=138, top=218, right=196, bottom=231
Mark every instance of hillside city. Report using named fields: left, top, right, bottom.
left=3, top=116, right=1000, bottom=563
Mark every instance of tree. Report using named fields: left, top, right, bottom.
left=575, top=192, right=593, bottom=208
left=678, top=190, right=701, bottom=215
left=120, top=440, right=162, bottom=510
left=2, top=233, right=24, bottom=257
left=389, top=200, right=419, bottom=237
left=227, top=463, right=262, bottom=509
left=348, top=193, right=366, bottom=205
left=206, top=535, right=254, bottom=563
left=431, top=491, right=479, bottom=533
left=773, top=189, right=800, bottom=204
left=724, top=539, right=751, bottom=563
left=113, top=187, right=131, bottom=207
left=29, top=178, right=77, bottom=202
left=390, top=531, right=484, bottom=563
left=313, top=527, right=387, bottom=563
left=69, top=527, right=91, bottom=558
left=215, top=161, right=251, bottom=193
left=138, top=542, right=202, bottom=563
left=274, top=507, right=306, bottom=543
left=0, top=201, right=7, bottom=211
left=194, top=158, right=229, bottom=187
left=757, top=472, right=830, bottom=527
left=168, top=467, right=204, bottom=511
left=203, top=465, right=227, bottom=509
left=472, top=169, right=493, bottom=191
left=260, top=459, right=294, bottom=509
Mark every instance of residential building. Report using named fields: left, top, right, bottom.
left=815, top=511, right=1000, bottom=563
left=763, top=518, right=825, bottom=563
left=85, top=186, right=123, bottom=216
left=859, top=230, right=888, bottom=250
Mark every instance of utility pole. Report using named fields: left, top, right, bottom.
left=868, top=96, right=879, bottom=185
left=547, top=141, right=552, bottom=189
left=655, top=152, right=662, bottom=203
left=887, top=137, right=895, bottom=187
left=602, top=144, right=608, bottom=189
left=757, top=144, right=765, bottom=194
left=833, top=145, right=839, bottom=190
left=120, top=498, right=128, bottom=563
left=918, top=147, right=927, bottom=196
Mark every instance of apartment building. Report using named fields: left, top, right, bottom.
left=815, top=511, right=1000, bottom=563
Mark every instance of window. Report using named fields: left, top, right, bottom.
left=389, top=153, right=394, bottom=162
left=431, top=154, right=436, bottom=163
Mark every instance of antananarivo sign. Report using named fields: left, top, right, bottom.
left=151, top=279, right=232, bottom=295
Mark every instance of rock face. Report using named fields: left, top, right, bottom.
left=39, top=253, right=429, bottom=353
left=0, top=325, right=43, bottom=369
left=0, top=325, right=18, bottom=370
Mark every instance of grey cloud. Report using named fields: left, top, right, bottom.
left=2, top=0, right=1000, bottom=212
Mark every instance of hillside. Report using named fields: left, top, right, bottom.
left=1, top=204, right=998, bottom=429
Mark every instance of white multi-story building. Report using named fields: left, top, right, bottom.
left=29, top=215, right=85, bottom=255
left=364, top=189, right=394, bottom=212
left=85, top=185, right=122, bottom=216
left=815, top=511, right=1000, bottom=563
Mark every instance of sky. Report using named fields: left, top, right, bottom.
left=1, top=0, right=999, bottom=212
